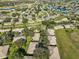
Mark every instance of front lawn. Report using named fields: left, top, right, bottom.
left=55, top=29, right=79, bottom=59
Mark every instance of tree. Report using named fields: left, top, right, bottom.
left=1, top=11, right=10, bottom=15
left=12, top=13, right=17, bottom=17
left=11, top=48, right=26, bottom=59
left=42, top=20, right=56, bottom=29
left=15, top=7, right=21, bottom=11
left=33, top=30, right=49, bottom=59
left=16, top=13, right=20, bottom=18
left=40, top=30, right=49, bottom=46
left=2, top=29, right=14, bottom=44
left=14, top=38, right=27, bottom=48
left=4, top=17, right=12, bottom=23
left=22, top=17, right=28, bottom=24
left=7, top=29, right=14, bottom=41
left=12, top=18, right=17, bottom=28
left=21, top=8, right=27, bottom=12
left=32, top=14, right=36, bottom=21
left=1, top=21, right=4, bottom=29
left=23, top=27, right=34, bottom=37
left=0, top=36, right=3, bottom=46
left=33, top=47, right=49, bottom=59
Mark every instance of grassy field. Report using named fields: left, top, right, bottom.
left=54, top=15, right=65, bottom=21
left=55, top=29, right=79, bottom=59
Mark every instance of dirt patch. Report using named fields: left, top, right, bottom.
left=70, top=32, right=79, bottom=42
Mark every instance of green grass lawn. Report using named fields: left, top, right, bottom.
left=8, top=36, right=32, bottom=59
left=55, top=29, right=79, bottom=59
left=25, top=36, right=32, bottom=50
left=54, top=15, right=65, bottom=21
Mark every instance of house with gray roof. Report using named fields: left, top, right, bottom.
left=0, top=45, right=9, bottom=59
left=48, top=36, right=57, bottom=46
left=48, top=46, right=60, bottom=59
left=32, top=33, right=40, bottom=42
left=27, top=42, right=38, bottom=55
left=24, top=56, right=33, bottom=59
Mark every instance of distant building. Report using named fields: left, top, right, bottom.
left=0, top=29, right=10, bottom=32
left=37, top=0, right=60, bottom=3
left=0, top=20, right=4, bottom=23
left=13, top=36, right=26, bottom=42
left=24, top=56, right=33, bottom=59
left=75, top=10, right=79, bottom=15
left=54, top=25, right=64, bottom=30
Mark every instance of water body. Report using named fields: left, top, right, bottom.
left=0, top=8, right=15, bottom=10
left=47, top=5, right=69, bottom=14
